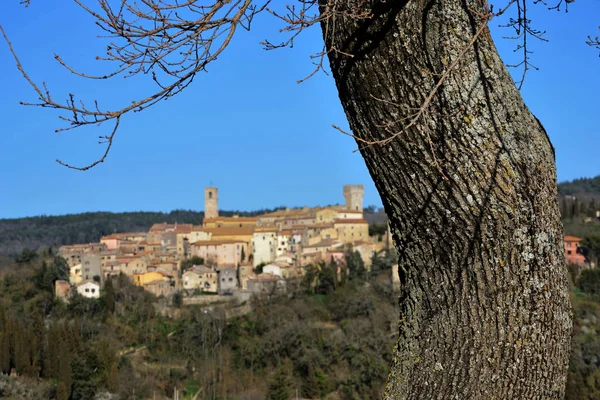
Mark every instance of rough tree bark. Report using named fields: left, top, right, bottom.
left=320, top=1, right=572, bottom=398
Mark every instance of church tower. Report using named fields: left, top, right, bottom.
left=204, top=187, right=219, bottom=219
left=343, top=184, right=364, bottom=212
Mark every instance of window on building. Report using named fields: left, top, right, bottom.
left=209, top=191, right=213, bottom=199
left=85, top=288, right=89, bottom=292
left=91, top=289, right=96, bottom=293
left=568, top=250, right=572, bottom=255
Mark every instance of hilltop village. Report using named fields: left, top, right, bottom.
left=56, top=185, right=396, bottom=302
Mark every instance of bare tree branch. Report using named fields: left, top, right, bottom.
left=587, top=26, right=600, bottom=55
left=3, top=0, right=267, bottom=170
left=2, top=0, right=591, bottom=171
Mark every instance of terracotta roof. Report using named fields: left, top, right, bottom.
left=99, top=249, right=118, bottom=255
left=250, top=273, right=280, bottom=282
left=204, top=216, right=259, bottom=223
left=134, top=271, right=166, bottom=278
left=192, top=239, right=247, bottom=246
left=204, top=227, right=254, bottom=236
left=76, top=280, right=99, bottom=287
left=304, top=239, right=343, bottom=249
left=186, top=266, right=214, bottom=275
left=333, top=219, right=368, bottom=224
left=149, top=223, right=193, bottom=233
left=255, top=226, right=278, bottom=233
left=144, top=279, right=169, bottom=287
left=564, top=236, right=582, bottom=242
left=61, top=243, right=104, bottom=249
left=261, top=208, right=313, bottom=218
left=102, top=232, right=147, bottom=240
left=305, top=223, right=335, bottom=229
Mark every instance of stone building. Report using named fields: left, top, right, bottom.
left=205, top=187, right=219, bottom=219
left=183, top=265, right=218, bottom=293
left=343, top=184, right=364, bottom=212
left=217, top=266, right=238, bottom=294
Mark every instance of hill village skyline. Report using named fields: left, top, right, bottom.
left=0, top=184, right=386, bottom=220
left=57, top=184, right=395, bottom=302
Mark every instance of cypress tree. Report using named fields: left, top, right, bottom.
left=30, top=313, right=45, bottom=377
left=107, top=362, right=119, bottom=392
left=56, top=382, right=69, bottom=400
left=265, top=365, right=293, bottom=400
left=104, top=278, right=115, bottom=314
left=58, top=338, right=72, bottom=398
left=71, top=316, right=82, bottom=354
left=0, top=332, right=9, bottom=374
left=43, top=323, right=59, bottom=379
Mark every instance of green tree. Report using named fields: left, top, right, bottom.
left=70, top=356, right=97, bottom=400
left=580, top=269, right=600, bottom=296
left=254, top=262, right=266, bottom=275
left=317, top=260, right=337, bottom=295
left=0, top=332, right=9, bottom=374
left=302, top=264, right=318, bottom=294
left=58, top=338, right=72, bottom=398
left=265, top=364, right=293, bottom=400
left=103, top=277, right=116, bottom=314
left=582, top=234, right=600, bottom=267
left=346, top=249, right=366, bottom=281
left=180, top=256, right=205, bottom=272
left=15, top=249, right=38, bottom=265
left=51, top=256, right=69, bottom=282
left=56, top=382, right=69, bottom=400
left=107, top=362, right=119, bottom=392
left=172, top=291, right=183, bottom=308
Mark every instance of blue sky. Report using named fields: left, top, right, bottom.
left=0, top=2, right=598, bottom=219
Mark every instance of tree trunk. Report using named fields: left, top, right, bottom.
left=320, top=1, right=572, bottom=398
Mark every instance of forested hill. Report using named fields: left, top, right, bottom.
left=0, top=209, right=277, bottom=258
left=558, top=175, right=600, bottom=200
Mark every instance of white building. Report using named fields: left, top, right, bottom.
left=263, top=264, right=283, bottom=277
left=76, top=280, right=100, bottom=299
left=251, top=228, right=277, bottom=267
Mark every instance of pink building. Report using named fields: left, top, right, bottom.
left=565, top=236, right=586, bottom=266
left=190, top=240, right=248, bottom=267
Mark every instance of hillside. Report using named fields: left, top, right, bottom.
left=558, top=175, right=600, bottom=201
left=0, top=257, right=398, bottom=400
left=0, top=207, right=385, bottom=258
left=0, top=209, right=279, bottom=258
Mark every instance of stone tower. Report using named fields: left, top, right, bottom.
left=204, top=187, right=219, bottom=219
left=343, top=184, right=364, bottom=212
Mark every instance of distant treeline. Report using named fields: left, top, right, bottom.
left=558, top=175, right=600, bottom=199
left=558, top=176, right=600, bottom=239
left=0, top=209, right=281, bottom=258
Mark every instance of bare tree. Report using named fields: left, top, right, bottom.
left=3, top=0, right=593, bottom=397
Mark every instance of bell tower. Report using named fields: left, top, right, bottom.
left=343, top=184, right=364, bottom=212
left=204, top=187, right=219, bottom=219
